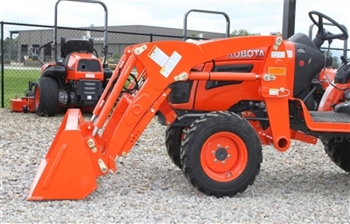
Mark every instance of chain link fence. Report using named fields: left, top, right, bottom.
left=1, top=21, right=349, bottom=108
left=1, top=21, right=228, bottom=108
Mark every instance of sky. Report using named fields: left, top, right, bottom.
left=0, top=0, right=349, bottom=47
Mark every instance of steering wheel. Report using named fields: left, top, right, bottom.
left=309, top=11, right=348, bottom=41
left=93, top=49, right=99, bottom=58
left=37, top=41, right=53, bottom=65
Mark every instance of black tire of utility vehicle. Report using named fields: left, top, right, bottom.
left=180, top=111, right=263, bottom=197
left=34, top=77, right=59, bottom=117
left=321, top=137, right=350, bottom=172
left=305, top=93, right=316, bottom=110
left=165, top=126, right=185, bottom=169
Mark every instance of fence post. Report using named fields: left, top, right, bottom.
left=1, top=21, right=4, bottom=108
left=344, top=39, right=348, bottom=59
left=150, top=33, right=153, bottom=42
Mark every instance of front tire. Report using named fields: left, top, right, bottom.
left=181, top=111, right=263, bottom=197
left=34, top=77, right=59, bottom=116
left=165, top=126, right=185, bottom=169
left=321, top=137, right=350, bottom=172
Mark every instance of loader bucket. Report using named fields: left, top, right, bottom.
left=27, top=109, right=97, bottom=200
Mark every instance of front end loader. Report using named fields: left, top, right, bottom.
left=10, top=0, right=112, bottom=116
left=28, top=11, right=349, bottom=200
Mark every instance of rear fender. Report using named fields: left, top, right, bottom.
left=41, top=62, right=56, bottom=74
left=318, top=83, right=349, bottom=111
left=318, top=68, right=336, bottom=90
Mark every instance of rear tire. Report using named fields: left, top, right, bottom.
left=165, top=126, right=185, bottom=169
left=34, top=77, right=59, bottom=117
left=305, top=93, right=316, bottom=110
left=180, top=111, right=263, bottom=197
left=321, top=137, right=350, bottom=172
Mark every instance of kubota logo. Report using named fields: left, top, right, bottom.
left=227, top=49, right=265, bottom=58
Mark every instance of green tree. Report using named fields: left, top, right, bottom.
left=112, top=52, right=120, bottom=59
left=230, top=29, right=256, bottom=37
left=1, top=36, right=18, bottom=61
left=191, top=32, right=198, bottom=38
left=324, top=51, right=341, bottom=68
left=332, top=55, right=340, bottom=68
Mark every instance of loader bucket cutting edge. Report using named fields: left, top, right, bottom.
left=27, top=109, right=98, bottom=200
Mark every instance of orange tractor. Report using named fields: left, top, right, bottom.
left=164, top=10, right=349, bottom=169
left=10, top=0, right=112, bottom=116
left=27, top=11, right=349, bottom=200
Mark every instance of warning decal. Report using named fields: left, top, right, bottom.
left=271, top=51, right=285, bottom=58
left=149, top=46, right=169, bottom=67
left=268, top=67, right=286, bottom=76
left=269, top=88, right=279, bottom=96
left=160, top=51, right=182, bottom=78
left=148, top=46, right=182, bottom=78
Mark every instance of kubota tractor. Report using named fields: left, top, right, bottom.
left=164, top=10, right=349, bottom=169
left=27, top=10, right=349, bottom=200
left=10, top=0, right=112, bottom=116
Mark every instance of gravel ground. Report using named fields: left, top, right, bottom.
left=0, top=108, right=349, bottom=223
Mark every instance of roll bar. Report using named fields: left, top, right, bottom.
left=53, top=0, right=108, bottom=65
left=183, top=9, right=230, bottom=41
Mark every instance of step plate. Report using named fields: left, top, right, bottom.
left=309, top=111, right=350, bottom=123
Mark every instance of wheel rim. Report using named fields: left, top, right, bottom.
left=34, top=86, right=40, bottom=109
left=200, top=131, right=248, bottom=182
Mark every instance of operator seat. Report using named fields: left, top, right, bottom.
left=60, top=38, right=94, bottom=67
left=61, top=38, right=94, bottom=58
left=288, top=33, right=318, bottom=50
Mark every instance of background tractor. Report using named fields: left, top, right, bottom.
left=10, top=0, right=112, bottom=116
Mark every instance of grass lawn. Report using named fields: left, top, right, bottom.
left=1, top=68, right=41, bottom=108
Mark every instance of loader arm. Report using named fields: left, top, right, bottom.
left=28, top=36, right=292, bottom=200
left=95, top=36, right=291, bottom=159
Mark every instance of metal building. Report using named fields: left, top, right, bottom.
left=16, top=25, right=226, bottom=63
